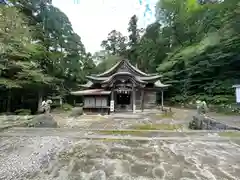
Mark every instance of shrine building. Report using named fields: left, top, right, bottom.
left=71, top=59, right=170, bottom=113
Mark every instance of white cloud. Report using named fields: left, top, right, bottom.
left=52, top=0, right=157, bottom=53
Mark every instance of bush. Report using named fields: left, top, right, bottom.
left=211, top=95, right=235, bottom=105
left=169, top=94, right=236, bottom=109
left=209, top=104, right=240, bottom=115
left=170, top=95, right=187, bottom=104
left=62, top=103, right=73, bottom=111
left=15, top=109, right=31, bottom=115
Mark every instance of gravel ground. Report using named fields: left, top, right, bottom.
left=1, top=108, right=240, bottom=180
left=0, top=136, right=240, bottom=180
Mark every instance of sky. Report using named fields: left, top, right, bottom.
left=52, top=0, right=157, bottom=53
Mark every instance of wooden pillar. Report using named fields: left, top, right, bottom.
left=161, top=89, right=164, bottom=109
left=132, top=87, right=136, bottom=113
left=141, top=89, right=144, bottom=112
left=111, top=90, right=114, bottom=101
left=130, top=90, right=133, bottom=110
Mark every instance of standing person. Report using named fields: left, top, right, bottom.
left=45, top=99, right=53, bottom=113
left=41, top=100, right=46, bottom=113
left=196, top=100, right=208, bottom=115
left=41, top=99, right=52, bottom=114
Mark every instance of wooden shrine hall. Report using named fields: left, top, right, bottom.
left=71, top=59, right=170, bottom=113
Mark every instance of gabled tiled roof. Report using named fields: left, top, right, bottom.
left=96, top=59, right=151, bottom=77
left=154, top=80, right=171, bottom=88
left=79, top=59, right=170, bottom=88
left=86, top=73, right=162, bottom=83
left=79, top=81, right=93, bottom=88
left=101, top=72, right=147, bottom=85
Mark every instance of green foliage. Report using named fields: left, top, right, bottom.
left=101, top=30, right=127, bottom=56
left=62, top=103, right=73, bottom=111
left=219, top=132, right=240, bottom=137
left=170, top=95, right=189, bottom=104
left=0, top=1, right=95, bottom=113
left=155, top=0, right=240, bottom=106
left=209, top=104, right=240, bottom=115
left=94, top=55, right=120, bottom=73
left=99, top=0, right=239, bottom=109
left=132, top=123, right=182, bottom=130
left=100, top=130, right=147, bottom=136
left=0, top=6, right=52, bottom=89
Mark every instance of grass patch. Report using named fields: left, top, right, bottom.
left=79, top=115, right=107, bottom=121
left=99, top=130, right=147, bottom=136
left=219, top=131, right=240, bottom=137
left=0, top=117, right=34, bottom=131
left=161, top=112, right=175, bottom=118
left=151, top=112, right=174, bottom=119
left=100, top=138, right=123, bottom=142
left=132, top=123, right=182, bottom=130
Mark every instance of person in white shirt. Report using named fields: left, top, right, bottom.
left=41, top=99, right=52, bottom=113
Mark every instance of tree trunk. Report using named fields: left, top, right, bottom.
left=60, top=96, right=63, bottom=108
left=7, top=89, right=11, bottom=113
left=37, top=90, right=43, bottom=113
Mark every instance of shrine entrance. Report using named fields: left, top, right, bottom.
left=116, top=91, right=131, bottom=107
left=113, top=81, right=133, bottom=111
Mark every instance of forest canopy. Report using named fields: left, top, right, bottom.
left=0, top=0, right=95, bottom=113
left=98, top=0, right=240, bottom=105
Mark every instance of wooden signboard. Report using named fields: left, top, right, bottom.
left=236, top=87, right=240, bottom=103
left=110, top=100, right=114, bottom=112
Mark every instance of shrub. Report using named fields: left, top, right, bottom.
left=210, top=104, right=240, bottom=115
left=211, top=95, right=235, bottom=105
left=170, top=95, right=187, bottom=104
left=15, top=109, right=31, bottom=115
left=62, top=103, right=73, bottom=111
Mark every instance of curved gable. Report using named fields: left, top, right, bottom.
left=101, top=72, right=147, bottom=88
left=97, top=59, right=150, bottom=77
